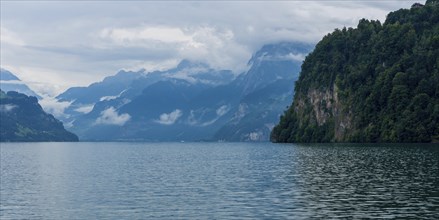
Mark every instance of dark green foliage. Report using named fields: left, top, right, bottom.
left=0, top=90, right=79, bottom=142
left=272, top=1, right=439, bottom=143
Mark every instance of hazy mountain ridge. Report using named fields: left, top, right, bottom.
left=55, top=42, right=314, bottom=141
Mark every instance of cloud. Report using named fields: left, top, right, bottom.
left=74, top=104, right=94, bottom=114
left=200, top=117, right=220, bottom=127
left=258, top=52, right=307, bottom=63
left=100, top=95, right=118, bottom=102
left=95, top=107, right=131, bottom=126
left=99, top=89, right=127, bottom=101
left=164, top=65, right=209, bottom=83
left=155, top=109, right=182, bottom=125
left=99, top=26, right=194, bottom=45
left=284, top=53, right=307, bottom=62
left=216, top=105, right=230, bottom=116
left=38, top=95, right=72, bottom=118
left=64, top=120, right=75, bottom=128
left=1, top=1, right=419, bottom=95
left=0, top=27, right=25, bottom=46
left=187, top=110, right=199, bottom=126
left=0, top=80, right=24, bottom=85
left=97, top=25, right=249, bottom=73
left=177, top=26, right=250, bottom=72
left=187, top=105, right=229, bottom=127
left=0, top=104, right=18, bottom=113
left=199, top=105, right=230, bottom=126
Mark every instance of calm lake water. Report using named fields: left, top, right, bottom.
left=1, top=142, right=438, bottom=219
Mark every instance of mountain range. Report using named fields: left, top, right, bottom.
left=55, top=42, right=313, bottom=141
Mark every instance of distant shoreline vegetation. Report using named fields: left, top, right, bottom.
left=271, top=0, right=439, bottom=143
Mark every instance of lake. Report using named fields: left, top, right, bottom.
left=1, top=142, right=438, bottom=219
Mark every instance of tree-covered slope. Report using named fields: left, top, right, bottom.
left=271, top=1, right=439, bottom=143
left=0, top=90, right=79, bottom=142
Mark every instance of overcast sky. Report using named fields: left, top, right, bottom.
left=1, top=0, right=419, bottom=96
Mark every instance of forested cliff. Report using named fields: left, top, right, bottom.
left=271, top=1, right=439, bottom=143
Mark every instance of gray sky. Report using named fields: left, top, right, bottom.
left=1, top=0, right=419, bottom=96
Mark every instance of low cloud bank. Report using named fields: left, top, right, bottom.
left=95, top=107, right=131, bottom=126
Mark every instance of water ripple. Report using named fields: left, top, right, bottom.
left=1, top=142, right=438, bottom=219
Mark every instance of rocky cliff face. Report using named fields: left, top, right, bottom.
left=294, top=85, right=353, bottom=142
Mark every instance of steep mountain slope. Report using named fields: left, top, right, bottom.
left=0, top=90, right=78, bottom=142
left=271, top=1, right=439, bottom=143
left=0, top=69, right=41, bottom=99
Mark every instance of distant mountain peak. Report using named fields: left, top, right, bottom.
left=240, top=42, right=314, bottom=96
left=0, top=68, right=20, bottom=81
left=248, top=42, right=313, bottom=66
left=176, top=59, right=209, bottom=70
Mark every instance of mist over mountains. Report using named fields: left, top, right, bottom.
left=0, top=69, right=41, bottom=99
left=45, top=42, right=312, bottom=141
